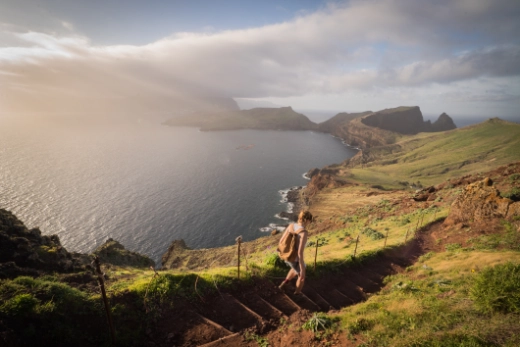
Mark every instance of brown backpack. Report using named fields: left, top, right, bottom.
left=277, top=224, right=302, bottom=262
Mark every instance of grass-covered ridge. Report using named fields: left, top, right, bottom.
left=342, top=118, right=520, bottom=188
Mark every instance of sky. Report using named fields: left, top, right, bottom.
left=1, top=0, right=520, bottom=121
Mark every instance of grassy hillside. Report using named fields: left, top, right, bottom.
left=317, top=111, right=372, bottom=135
left=341, top=118, right=520, bottom=188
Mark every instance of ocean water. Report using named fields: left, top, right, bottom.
left=0, top=116, right=356, bottom=263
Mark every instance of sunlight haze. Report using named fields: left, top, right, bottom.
left=1, top=0, right=519, bottom=120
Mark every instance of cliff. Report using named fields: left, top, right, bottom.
left=316, top=107, right=456, bottom=149
left=165, top=105, right=457, bottom=150
left=0, top=208, right=155, bottom=279
left=92, top=238, right=155, bottom=268
left=361, top=106, right=456, bottom=134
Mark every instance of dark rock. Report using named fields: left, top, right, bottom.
left=161, top=239, right=191, bottom=269
left=93, top=239, right=155, bottom=268
left=361, top=107, right=456, bottom=135
left=0, top=208, right=92, bottom=278
left=431, top=113, right=457, bottom=132
left=306, top=168, right=320, bottom=179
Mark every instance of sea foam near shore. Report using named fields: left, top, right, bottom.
left=259, top=185, right=303, bottom=232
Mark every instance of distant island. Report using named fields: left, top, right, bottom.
left=164, top=105, right=456, bottom=149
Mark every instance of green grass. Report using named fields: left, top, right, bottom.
left=0, top=276, right=106, bottom=346
left=335, top=251, right=520, bottom=347
left=345, top=119, right=520, bottom=188
left=470, top=262, right=520, bottom=314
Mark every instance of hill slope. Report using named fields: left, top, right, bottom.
left=316, top=106, right=456, bottom=148
left=164, top=106, right=318, bottom=131
left=308, top=118, right=520, bottom=190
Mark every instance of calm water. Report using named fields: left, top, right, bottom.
left=0, top=116, right=356, bottom=263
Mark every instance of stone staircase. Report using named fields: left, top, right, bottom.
left=148, top=247, right=419, bottom=347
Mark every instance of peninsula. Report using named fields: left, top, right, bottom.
left=164, top=105, right=457, bottom=149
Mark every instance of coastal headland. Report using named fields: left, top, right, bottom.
left=1, top=113, right=519, bottom=346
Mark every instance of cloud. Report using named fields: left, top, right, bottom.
left=1, top=0, right=519, bottom=114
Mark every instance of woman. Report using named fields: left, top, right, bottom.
left=279, top=210, right=313, bottom=294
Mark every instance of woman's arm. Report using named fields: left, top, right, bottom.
left=298, top=231, right=308, bottom=279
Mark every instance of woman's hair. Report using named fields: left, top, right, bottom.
left=298, top=210, right=313, bottom=223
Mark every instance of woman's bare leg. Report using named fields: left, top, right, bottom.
left=279, top=269, right=298, bottom=288
left=294, top=276, right=304, bottom=294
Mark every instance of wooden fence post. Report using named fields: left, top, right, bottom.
left=353, top=234, right=360, bottom=258
left=93, top=256, right=115, bottom=346
left=414, top=215, right=421, bottom=233
left=236, top=236, right=242, bottom=280
left=314, top=238, right=319, bottom=271
left=404, top=227, right=410, bottom=243
left=384, top=229, right=389, bottom=248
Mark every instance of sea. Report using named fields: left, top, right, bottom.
left=0, top=115, right=357, bottom=263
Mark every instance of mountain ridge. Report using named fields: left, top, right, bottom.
left=165, top=105, right=457, bottom=149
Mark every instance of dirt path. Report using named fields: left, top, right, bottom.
left=151, top=221, right=440, bottom=347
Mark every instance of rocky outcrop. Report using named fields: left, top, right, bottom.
left=361, top=106, right=456, bottom=135
left=93, top=238, right=155, bottom=268
left=430, top=112, right=456, bottom=132
left=0, top=209, right=156, bottom=278
left=412, top=186, right=438, bottom=202
left=444, top=178, right=520, bottom=226
left=0, top=209, right=89, bottom=279
left=161, top=239, right=192, bottom=269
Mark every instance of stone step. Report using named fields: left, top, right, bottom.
left=334, top=280, right=367, bottom=303
left=195, top=293, right=263, bottom=333
left=344, top=269, right=381, bottom=293
left=256, top=281, right=300, bottom=316
left=302, top=286, right=334, bottom=311
left=154, top=302, right=232, bottom=347
left=283, top=287, right=321, bottom=312
left=360, top=268, right=385, bottom=285
left=234, top=292, right=285, bottom=322
left=332, top=288, right=355, bottom=306
left=317, top=287, right=353, bottom=308
left=198, top=332, right=242, bottom=347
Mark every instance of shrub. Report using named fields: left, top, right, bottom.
left=400, top=216, right=411, bottom=226
left=509, top=173, right=520, bottom=183
left=347, top=318, right=374, bottom=335
left=0, top=293, right=39, bottom=317
left=502, top=187, right=520, bottom=201
left=361, top=227, right=384, bottom=240
left=12, top=276, right=37, bottom=288
left=445, top=243, right=462, bottom=252
left=470, top=262, right=520, bottom=314
left=245, top=332, right=270, bottom=347
left=302, top=312, right=334, bottom=333
left=265, top=253, right=285, bottom=269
